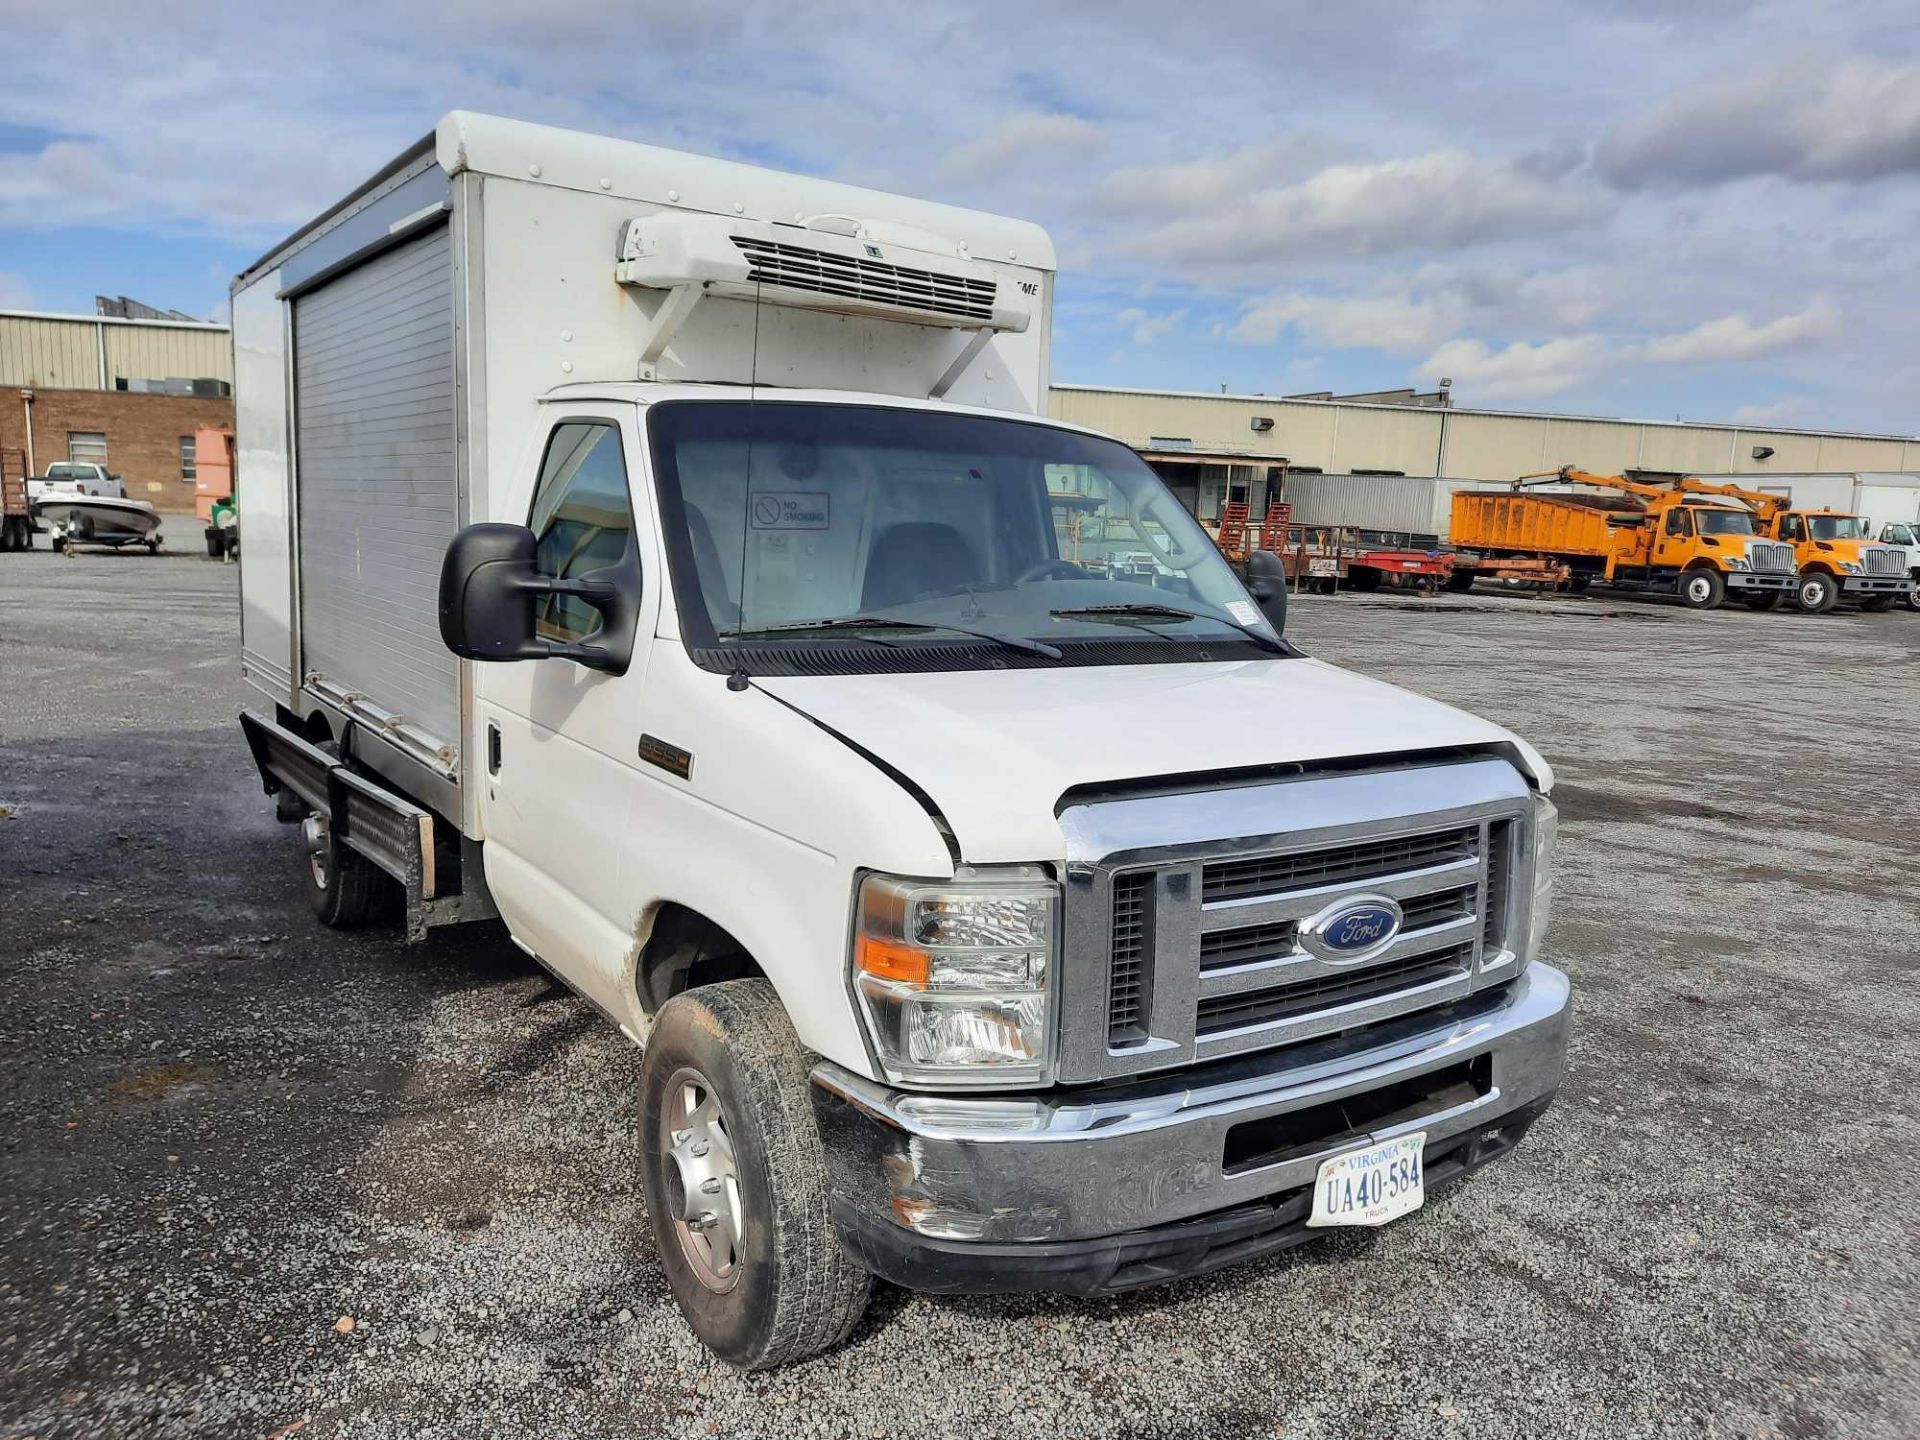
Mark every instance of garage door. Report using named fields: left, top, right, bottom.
left=293, top=225, right=459, bottom=752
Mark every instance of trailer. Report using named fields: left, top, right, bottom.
left=0, top=448, right=29, bottom=551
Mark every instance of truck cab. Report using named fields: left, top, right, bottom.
left=1874, top=521, right=1920, bottom=612
left=231, top=112, right=1571, bottom=1370
left=1624, top=496, right=1795, bottom=610
left=28, top=460, right=124, bottom=501
left=1765, top=509, right=1914, bottom=613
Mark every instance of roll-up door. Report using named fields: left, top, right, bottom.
left=293, top=225, right=459, bottom=754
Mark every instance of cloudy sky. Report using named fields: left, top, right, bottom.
left=2, top=1, right=1916, bottom=431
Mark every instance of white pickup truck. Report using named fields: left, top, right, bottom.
left=232, top=113, right=1570, bottom=1369
left=27, top=460, right=124, bottom=501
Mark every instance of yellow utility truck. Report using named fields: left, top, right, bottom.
left=1449, top=468, right=1797, bottom=610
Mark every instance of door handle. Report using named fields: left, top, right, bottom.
left=487, top=723, right=502, bottom=776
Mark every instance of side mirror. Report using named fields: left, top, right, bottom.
left=437, top=523, right=637, bottom=674
left=1245, top=549, right=1288, bottom=637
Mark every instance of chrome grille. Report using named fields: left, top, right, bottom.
left=1060, top=757, right=1535, bottom=1083
left=731, top=237, right=997, bottom=321
left=1748, top=540, right=1795, bottom=574
left=1108, top=872, right=1151, bottom=1045
left=1864, top=546, right=1903, bottom=576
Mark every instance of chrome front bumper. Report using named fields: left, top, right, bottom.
left=812, top=963, right=1570, bottom=1293
left=1839, top=574, right=1914, bottom=595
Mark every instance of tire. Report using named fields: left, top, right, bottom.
left=1679, top=569, right=1725, bottom=610
left=1348, top=566, right=1382, bottom=592
left=1796, top=572, right=1840, bottom=614
left=1443, top=571, right=1475, bottom=594
left=1906, top=582, right=1920, bottom=613
left=301, top=814, right=390, bottom=927
left=638, top=979, right=870, bottom=1370
left=1744, top=592, right=1783, bottom=612
left=1567, top=573, right=1593, bottom=593
left=1860, top=595, right=1894, bottom=613
left=145, top=538, right=161, bottom=555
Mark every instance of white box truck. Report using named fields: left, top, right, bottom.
left=231, top=112, right=1570, bottom=1368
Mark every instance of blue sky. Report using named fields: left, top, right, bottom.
left=2, top=1, right=1916, bottom=432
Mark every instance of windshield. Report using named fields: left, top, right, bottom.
left=1808, top=514, right=1869, bottom=540
left=647, top=401, right=1279, bottom=671
left=46, top=463, right=91, bottom=478
left=1693, top=509, right=1756, bottom=535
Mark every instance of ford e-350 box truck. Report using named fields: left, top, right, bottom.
left=231, top=111, right=1569, bottom=1368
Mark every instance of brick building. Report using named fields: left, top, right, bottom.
left=0, top=308, right=233, bottom=515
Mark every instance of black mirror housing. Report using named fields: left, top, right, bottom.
left=437, top=523, right=637, bottom=674
left=1245, top=548, right=1288, bottom=637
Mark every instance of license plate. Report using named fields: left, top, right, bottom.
left=1308, top=557, right=1338, bottom=576
left=1307, top=1133, right=1426, bottom=1228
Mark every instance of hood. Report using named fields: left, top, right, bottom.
left=756, top=657, right=1550, bottom=863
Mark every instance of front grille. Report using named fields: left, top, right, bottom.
left=1196, top=944, right=1473, bottom=1035
left=1066, top=758, right=1532, bottom=1083
left=1108, top=872, right=1151, bottom=1045
left=1749, top=541, right=1795, bottom=574
left=732, top=237, right=997, bottom=321
left=1202, top=826, right=1476, bottom=904
left=1864, top=546, right=1903, bottom=576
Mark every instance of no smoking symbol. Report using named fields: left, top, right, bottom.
left=753, top=495, right=783, bottom=526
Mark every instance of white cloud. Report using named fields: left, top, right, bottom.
left=1638, top=303, right=1840, bottom=365
left=1597, top=57, right=1920, bottom=187
left=1112, top=305, right=1187, bottom=346
left=940, top=112, right=1105, bottom=185
left=1117, top=148, right=1604, bottom=268
left=1417, top=334, right=1614, bottom=402
left=1730, top=399, right=1810, bottom=426
left=1231, top=290, right=1454, bottom=353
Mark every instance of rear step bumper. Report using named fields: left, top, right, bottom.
left=239, top=709, right=492, bottom=939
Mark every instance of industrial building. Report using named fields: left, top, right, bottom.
left=1049, top=383, right=1920, bottom=525
left=0, top=307, right=234, bottom=514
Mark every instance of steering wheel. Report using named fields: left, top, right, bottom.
left=1015, top=559, right=1087, bottom=584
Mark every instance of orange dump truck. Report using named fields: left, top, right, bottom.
left=1449, top=469, right=1798, bottom=611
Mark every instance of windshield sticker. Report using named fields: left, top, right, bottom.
left=1227, top=600, right=1260, bottom=626
left=750, top=492, right=830, bottom=530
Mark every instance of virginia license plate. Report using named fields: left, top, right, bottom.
left=1307, top=1133, right=1426, bottom=1228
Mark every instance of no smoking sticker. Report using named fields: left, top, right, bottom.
left=749, top=492, right=830, bottom=530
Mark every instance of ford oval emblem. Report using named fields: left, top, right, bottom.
left=1301, top=894, right=1404, bottom=964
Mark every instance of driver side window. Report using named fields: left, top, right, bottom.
left=1781, top=515, right=1805, bottom=541
left=528, top=422, right=635, bottom=644
left=1665, top=508, right=1692, bottom=537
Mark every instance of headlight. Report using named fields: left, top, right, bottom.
left=1727, top=557, right=1750, bottom=571
left=1526, top=794, right=1557, bottom=967
left=852, top=866, right=1057, bottom=1087
left=1842, top=561, right=1864, bottom=574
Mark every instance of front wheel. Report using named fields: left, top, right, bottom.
left=1679, top=569, right=1725, bottom=610
left=1796, top=572, right=1840, bottom=614
left=1906, top=582, right=1920, bottom=613
left=638, top=979, right=869, bottom=1370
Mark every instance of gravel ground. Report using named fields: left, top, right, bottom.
left=2, top=552, right=1916, bottom=1440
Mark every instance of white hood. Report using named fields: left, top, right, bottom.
left=757, top=657, right=1551, bottom=863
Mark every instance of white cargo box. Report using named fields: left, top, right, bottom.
left=231, top=111, right=1055, bottom=821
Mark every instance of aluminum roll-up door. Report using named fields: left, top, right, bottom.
left=293, top=224, right=458, bottom=757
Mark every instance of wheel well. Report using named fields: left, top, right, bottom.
left=636, top=903, right=765, bottom=1012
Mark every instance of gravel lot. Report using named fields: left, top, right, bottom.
left=2, top=552, right=1916, bottom=1440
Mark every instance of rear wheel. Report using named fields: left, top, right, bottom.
left=638, top=979, right=869, bottom=1370
left=301, top=813, right=390, bottom=926
left=1796, top=572, right=1840, bottom=614
left=1744, top=591, right=1783, bottom=612
left=1860, top=595, right=1894, bottom=613
left=1679, top=569, right=1725, bottom=610
left=1567, top=573, right=1594, bottom=593
left=1443, top=571, right=1475, bottom=593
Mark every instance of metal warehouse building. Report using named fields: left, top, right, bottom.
left=0, top=308, right=234, bottom=513
left=1048, top=383, right=1920, bottom=524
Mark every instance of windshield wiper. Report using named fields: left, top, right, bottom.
left=1048, top=602, right=1288, bottom=656
left=736, top=615, right=1063, bottom=660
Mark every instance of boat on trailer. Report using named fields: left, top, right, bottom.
left=31, top=493, right=164, bottom=553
